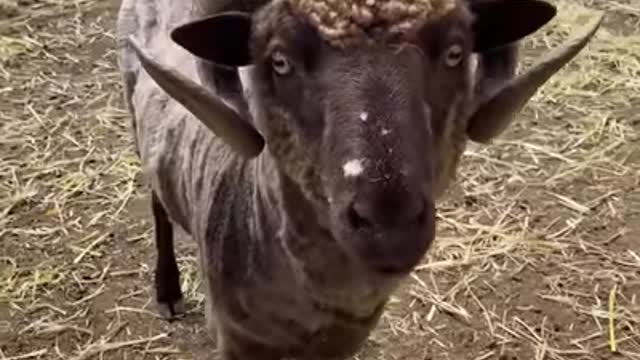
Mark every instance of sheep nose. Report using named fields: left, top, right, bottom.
left=343, top=184, right=435, bottom=274
left=348, top=186, right=426, bottom=230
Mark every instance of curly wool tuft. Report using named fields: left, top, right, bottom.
left=288, top=0, right=458, bottom=47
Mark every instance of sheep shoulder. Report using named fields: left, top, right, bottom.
left=116, top=0, right=252, bottom=232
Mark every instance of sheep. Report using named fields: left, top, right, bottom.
left=115, top=0, right=602, bottom=358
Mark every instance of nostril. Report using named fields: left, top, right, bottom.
left=348, top=204, right=372, bottom=230
left=347, top=195, right=427, bottom=230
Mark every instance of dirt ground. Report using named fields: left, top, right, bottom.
left=1, top=0, right=638, bottom=359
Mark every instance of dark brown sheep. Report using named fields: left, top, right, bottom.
left=116, top=0, right=602, bottom=358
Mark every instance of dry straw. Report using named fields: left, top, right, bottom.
left=1, top=0, right=638, bottom=359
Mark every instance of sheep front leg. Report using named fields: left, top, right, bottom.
left=151, top=191, right=185, bottom=319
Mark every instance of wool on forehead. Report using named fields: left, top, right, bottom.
left=286, top=0, right=459, bottom=47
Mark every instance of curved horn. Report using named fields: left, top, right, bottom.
left=467, top=12, right=604, bottom=143
left=127, top=36, right=265, bottom=158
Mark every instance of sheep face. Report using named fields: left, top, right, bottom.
left=246, top=2, right=479, bottom=275
left=165, top=0, right=557, bottom=276
left=133, top=0, right=602, bottom=277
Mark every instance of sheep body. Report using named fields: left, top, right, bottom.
left=117, top=1, right=398, bottom=357
left=117, top=0, right=602, bottom=358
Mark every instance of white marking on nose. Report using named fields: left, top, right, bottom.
left=343, top=159, right=365, bottom=178
left=359, top=112, right=368, bottom=122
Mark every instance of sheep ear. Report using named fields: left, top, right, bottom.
left=466, top=12, right=603, bottom=143
left=471, top=0, right=557, bottom=52
left=171, top=12, right=253, bottom=67
left=127, top=36, right=264, bottom=158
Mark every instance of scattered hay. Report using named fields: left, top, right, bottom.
left=368, top=1, right=640, bottom=358
left=1, top=0, right=638, bottom=359
left=0, top=1, right=19, bottom=21
left=0, top=35, right=32, bottom=61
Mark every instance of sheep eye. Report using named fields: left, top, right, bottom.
left=444, top=44, right=463, bottom=67
left=271, top=51, right=292, bottom=75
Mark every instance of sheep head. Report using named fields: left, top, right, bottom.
left=128, top=0, right=602, bottom=276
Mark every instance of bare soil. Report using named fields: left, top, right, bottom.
left=1, top=0, right=638, bottom=359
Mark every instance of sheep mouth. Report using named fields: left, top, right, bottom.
left=326, top=231, right=429, bottom=279
left=339, top=211, right=436, bottom=277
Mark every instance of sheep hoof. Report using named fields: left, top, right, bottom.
left=157, top=298, right=186, bottom=321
